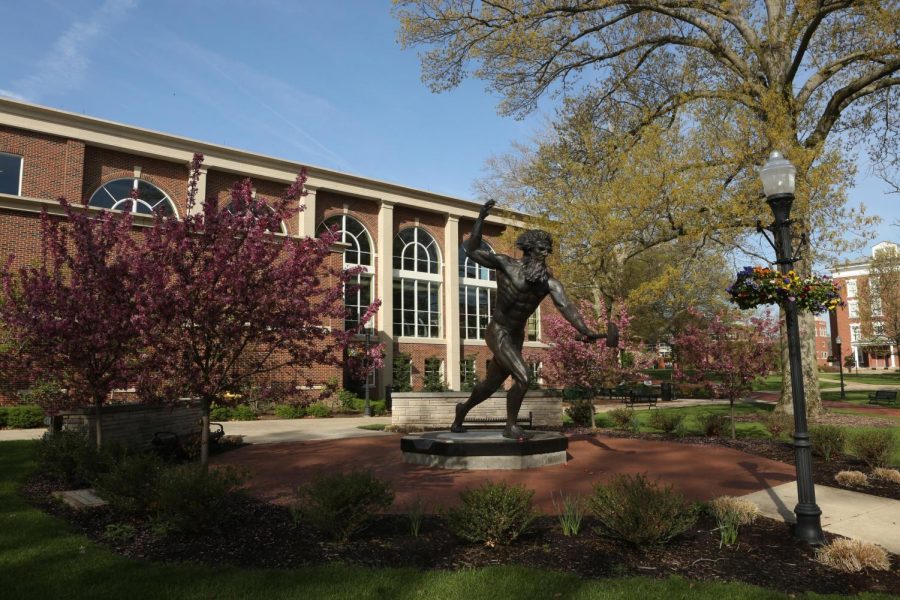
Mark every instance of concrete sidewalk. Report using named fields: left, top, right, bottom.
left=0, top=427, right=46, bottom=441
left=741, top=482, right=900, bottom=554
left=219, top=416, right=393, bottom=444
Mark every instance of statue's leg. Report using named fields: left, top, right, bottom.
left=503, top=355, right=531, bottom=439
left=450, top=361, right=508, bottom=432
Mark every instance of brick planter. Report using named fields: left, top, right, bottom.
left=391, top=390, right=562, bottom=430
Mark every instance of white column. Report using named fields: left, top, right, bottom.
left=891, top=345, right=896, bottom=368
left=185, top=164, right=206, bottom=216
left=377, top=201, right=394, bottom=387
left=302, top=187, right=318, bottom=238
left=444, top=215, right=461, bottom=390
left=853, top=346, right=860, bottom=369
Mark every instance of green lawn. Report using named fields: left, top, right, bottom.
left=597, top=402, right=775, bottom=439
left=820, top=372, right=900, bottom=386
left=2, top=440, right=896, bottom=600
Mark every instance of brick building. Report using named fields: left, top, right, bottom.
left=0, top=98, right=555, bottom=402
left=829, top=242, right=899, bottom=371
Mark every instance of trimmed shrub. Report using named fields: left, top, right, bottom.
left=835, top=470, right=869, bottom=487
left=445, top=481, right=537, bottom=547
left=230, top=405, right=257, bottom=421
left=588, top=473, right=698, bottom=547
left=810, top=425, right=847, bottom=462
left=153, top=464, right=247, bottom=534
left=306, top=403, right=332, bottom=418
left=871, top=467, right=900, bottom=484
left=35, top=430, right=120, bottom=487
left=763, top=411, right=793, bottom=438
left=647, top=410, right=684, bottom=434
left=94, top=453, right=165, bottom=515
left=697, top=412, right=728, bottom=437
left=709, top=496, right=760, bottom=546
left=294, top=470, right=394, bottom=543
left=607, top=407, right=635, bottom=430
left=209, top=405, right=233, bottom=421
left=349, top=398, right=387, bottom=416
left=337, top=389, right=358, bottom=411
left=849, top=430, right=897, bottom=468
left=816, top=539, right=890, bottom=572
left=274, top=404, right=306, bottom=419
left=565, top=398, right=594, bottom=427
left=4, top=405, right=44, bottom=429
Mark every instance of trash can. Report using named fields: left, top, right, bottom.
left=661, top=382, right=675, bottom=402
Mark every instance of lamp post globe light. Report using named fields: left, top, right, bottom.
left=758, top=150, right=826, bottom=545
left=835, top=336, right=846, bottom=400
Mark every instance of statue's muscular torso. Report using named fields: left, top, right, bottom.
left=491, top=256, right=548, bottom=334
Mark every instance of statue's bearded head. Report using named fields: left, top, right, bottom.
left=516, top=229, right=552, bottom=283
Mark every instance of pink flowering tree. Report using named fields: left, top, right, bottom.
left=137, top=154, right=378, bottom=466
left=1, top=200, right=141, bottom=447
left=674, top=310, right=779, bottom=438
left=537, top=298, right=652, bottom=425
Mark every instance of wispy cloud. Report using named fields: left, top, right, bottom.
left=11, top=0, right=138, bottom=102
left=0, top=89, right=28, bottom=102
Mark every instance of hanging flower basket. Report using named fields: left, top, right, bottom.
left=727, top=266, right=843, bottom=314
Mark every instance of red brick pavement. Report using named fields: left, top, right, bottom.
left=213, top=434, right=797, bottom=513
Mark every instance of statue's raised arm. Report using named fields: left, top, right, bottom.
left=463, top=199, right=503, bottom=270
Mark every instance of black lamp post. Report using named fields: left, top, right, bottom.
left=363, top=331, right=372, bottom=417
left=835, top=336, right=846, bottom=400
left=758, top=150, right=826, bottom=545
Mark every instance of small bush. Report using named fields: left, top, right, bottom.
left=230, top=405, right=257, bottom=421
left=349, top=398, right=387, bottom=416
left=871, top=467, right=900, bottom=484
left=306, top=403, right=331, bottom=418
left=552, top=492, right=584, bottom=537
left=763, top=411, right=793, bottom=438
left=835, top=470, right=869, bottom=487
left=94, top=452, right=165, bottom=515
left=153, top=464, right=247, bottom=534
left=102, top=523, right=137, bottom=543
left=36, top=431, right=119, bottom=487
left=647, top=410, right=684, bottom=434
left=209, top=405, right=233, bottom=421
left=406, top=496, right=427, bottom=537
left=697, top=412, right=728, bottom=437
left=816, top=539, right=890, bottom=572
left=445, top=481, right=537, bottom=547
left=294, top=470, right=394, bottom=543
left=810, top=425, right=847, bottom=462
left=274, top=404, right=306, bottom=419
left=337, top=389, right=358, bottom=411
left=0, top=408, right=5, bottom=428
left=607, top=407, right=635, bottom=430
left=4, top=405, right=45, bottom=429
left=588, top=474, right=698, bottom=547
left=849, top=430, right=897, bottom=468
left=709, top=496, right=760, bottom=546
left=672, top=418, right=689, bottom=438
left=565, top=398, right=594, bottom=427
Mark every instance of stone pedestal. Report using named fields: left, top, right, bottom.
left=400, top=430, right=567, bottom=470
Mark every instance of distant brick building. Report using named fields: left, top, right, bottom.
left=0, top=98, right=555, bottom=403
left=829, top=242, right=899, bottom=371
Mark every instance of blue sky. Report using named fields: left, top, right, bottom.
left=1, top=0, right=896, bottom=259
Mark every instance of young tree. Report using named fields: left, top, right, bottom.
left=137, top=154, right=377, bottom=466
left=857, top=246, right=900, bottom=364
left=1, top=200, right=140, bottom=446
left=396, top=0, right=898, bottom=416
left=674, top=311, right=779, bottom=439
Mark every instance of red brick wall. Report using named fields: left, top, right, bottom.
left=206, top=170, right=303, bottom=237
left=82, top=147, right=188, bottom=215
left=1, top=125, right=84, bottom=201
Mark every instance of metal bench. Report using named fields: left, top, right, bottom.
left=867, top=390, right=898, bottom=406
left=464, top=411, right=533, bottom=429
left=624, top=387, right=659, bottom=407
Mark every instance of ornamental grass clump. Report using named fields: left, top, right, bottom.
left=294, top=470, right=394, bottom=543
left=810, top=425, right=847, bottom=462
left=709, top=496, right=760, bottom=547
left=647, top=410, right=684, bottom=434
left=871, top=467, right=900, bottom=484
left=588, top=474, right=698, bottom=547
left=445, top=481, right=537, bottom=547
left=552, top=492, right=585, bottom=536
left=849, top=429, right=897, bottom=468
left=816, top=539, right=890, bottom=573
left=763, top=411, right=793, bottom=439
left=607, top=407, right=635, bottom=431
left=697, top=412, right=728, bottom=437
left=835, top=470, right=869, bottom=487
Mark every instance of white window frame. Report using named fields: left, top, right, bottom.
left=459, top=242, right=497, bottom=340
left=393, top=227, right=442, bottom=339
left=320, top=215, right=375, bottom=332
left=850, top=324, right=861, bottom=343
left=89, top=177, right=178, bottom=218
left=848, top=300, right=859, bottom=319
left=845, top=278, right=857, bottom=298
left=0, top=152, right=23, bottom=196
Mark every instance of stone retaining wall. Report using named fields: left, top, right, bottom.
left=62, top=403, right=203, bottom=450
left=391, top=391, right=562, bottom=429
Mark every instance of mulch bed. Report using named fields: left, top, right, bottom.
left=21, top=458, right=900, bottom=597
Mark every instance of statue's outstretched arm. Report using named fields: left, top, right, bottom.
left=548, top=279, right=619, bottom=346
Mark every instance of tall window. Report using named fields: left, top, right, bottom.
left=850, top=324, right=861, bottom=342
left=460, top=356, right=477, bottom=391
left=845, top=279, right=857, bottom=298
left=459, top=242, right=496, bottom=340
left=848, top=300, right=859, bottom=319
left=319, top=215, right=374, bottom=332
left=526, top=310, right=540, bottom=342
left=0, top=153, right=23, bottom=195
left=89, top=178, right=177, bottom=217
left=393, top=227, right=441, bottom=338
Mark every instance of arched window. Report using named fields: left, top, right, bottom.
left=319, top=215, right=374, bottom=332
left=393, top=227, right=441, bottom=338
left=225, top=194, right=287, bottom=234
left=89, top=178, right=177, bottom=217
left=459, top=242, right=496, bottom=340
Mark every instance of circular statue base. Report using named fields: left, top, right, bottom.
left=400, top=430, right=568, bottom=470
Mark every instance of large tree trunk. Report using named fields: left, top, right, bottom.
left=776, top=311, right=823, bottom=417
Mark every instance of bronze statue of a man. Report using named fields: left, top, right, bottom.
left=451, top=199, right=618, bottom=439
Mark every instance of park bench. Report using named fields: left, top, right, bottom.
left=867, top=390, right=898, bottom=406
left=463, top=411, right=533, bottom=429
left=604, top=386, right=630, bottom=403
left=152, top=422, right=225, bottom=459
left=624, top=387, right=659, bottom=408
